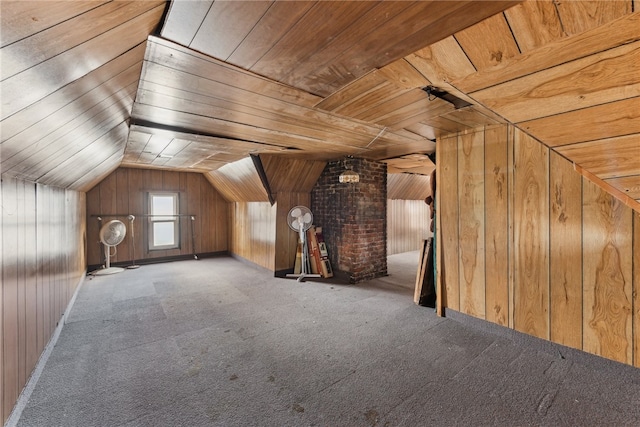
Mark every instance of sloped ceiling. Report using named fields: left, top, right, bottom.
left=1, top=1, right=166, bottom=190
left=1, top=1, right=638, bottom=207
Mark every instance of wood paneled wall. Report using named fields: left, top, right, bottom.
left=86, top=168, right=228, bottom=267
left=229, top=202, right=276, bottom=271
left=456, top=9, right=640, bottom=206
left=387, top=200, right=431, bottom=256
left=231, top=189, right=432, bottom=269
left=1, top=177, right=86, bottom=424
left=437, top=124, right=640, bottom=367
left=227, top=194, right=311, bottom=273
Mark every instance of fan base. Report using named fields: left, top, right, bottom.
left=286, top=273, right=322, bottom=282
left=93, top=267, right=125, bottom=275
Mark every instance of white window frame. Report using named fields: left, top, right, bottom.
left=148, top=192, right=180, bottom=250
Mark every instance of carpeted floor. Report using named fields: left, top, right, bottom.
left=15, top=253, right=640, bottom=426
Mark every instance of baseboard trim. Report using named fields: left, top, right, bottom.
left=87, top=251, right=228, bottom=273
left=5, top=271, right=87, bottom=427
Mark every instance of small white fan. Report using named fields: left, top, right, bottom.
left=286, top=206, right=321, bottom=282
left=95, top=219, right=127, bottom=275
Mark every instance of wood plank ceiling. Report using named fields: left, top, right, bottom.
left=127, top=0, right=519, bottom=176
left=1, top=1, right=166, bottom=191
left=1, top=1, right=638, bottom=206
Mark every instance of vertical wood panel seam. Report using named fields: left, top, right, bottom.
left=549, top=151, right=553, bottom=342
left=457, top=133, right=461, bottom=311
left=581, top=175, right=585, bottom=352
left=34, top=184, right=39, bottom=381
left=632, top=209, right=635, bottom=365
left=509, top=124, right=516, bottom=330
left=546, top=144, right=551, bottom=341
left=507, top=125, right=511, bottom=328
left=18, top=180, right=26, bottom=390
left=633, top=209, right=637, bottom=365
left=508, top=125, right=512, bottom=328
left=483, top=126, right=488, bottom=321
left=1, top=177, right=4, bottom=424
left=482, top=126, right=489, bottom=321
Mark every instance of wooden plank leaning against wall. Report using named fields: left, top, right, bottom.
left=1, top=177, right=86, bottom=423
left=436, top=124, right=640, bottom=368
left=85, top=168, right=229, bottom=267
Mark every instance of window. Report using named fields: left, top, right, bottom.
left=149, top=192, right=179, bottom=250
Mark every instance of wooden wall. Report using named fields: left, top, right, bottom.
left=85, top=168, right=228, bottom=267
left=206, top=156, right=319, bottom=273
left=437, top=124, right=640, bottom=367
left=227, top=194, right=311, bottom=273
left=230, top=189, right=431, bottom=271
left=1, top=177, right=86, bottom=423
left=387, top=200, right=431, bottom=256
left=229, top=190, right=431, bottom=269
left=456, top=10, right=640, bottom=205
left=387, top=173, right=432, bottom=256
left=230, top=202, right=277, bottom=271
left=260, top=155, right=323, bottom=272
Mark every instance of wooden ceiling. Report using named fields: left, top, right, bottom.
left=1, top=1, right=166, bottom=190
left=161, top=0, right=519, bottom=97
left=126, top=0, right=519, bottom=176
left=1, top=1, right=638, bottom=207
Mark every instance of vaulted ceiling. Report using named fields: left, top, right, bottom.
left=1, top=1, right=638, bottom=207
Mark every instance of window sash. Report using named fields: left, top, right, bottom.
left=149, top=192, right=180, bottom=250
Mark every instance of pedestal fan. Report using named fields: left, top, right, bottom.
left=286, top=206, right=321, bottom=282
left=94, top=219, right=126, bottom=275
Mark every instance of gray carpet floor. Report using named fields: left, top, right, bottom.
left=15, top=253, right=640, bottom=426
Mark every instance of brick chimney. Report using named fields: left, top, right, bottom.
left=311, top=158, right=387, bottom=283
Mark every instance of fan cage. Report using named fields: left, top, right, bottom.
left=100, top=220, right=126, bottom=246
left=287, top=205, right=313, bottom=232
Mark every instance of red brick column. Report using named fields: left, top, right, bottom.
left=311, top=158, right=387, bottom=283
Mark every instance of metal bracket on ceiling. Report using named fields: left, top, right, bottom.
left=422, top=86, right=472, bottom=110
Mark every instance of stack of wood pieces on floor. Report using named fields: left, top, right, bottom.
left=293, top=226, right=333, bottom=278
left=414, top=238, right=435, bottom=307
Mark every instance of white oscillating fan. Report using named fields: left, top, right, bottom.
left=285, top=206, right=321, bottom=282
left=95, top=219, right=127, bottom=275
